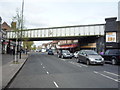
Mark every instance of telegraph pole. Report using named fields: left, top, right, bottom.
left=20, top=0, right=24, bottom=59
left=0, top=17, right=1, bottom=31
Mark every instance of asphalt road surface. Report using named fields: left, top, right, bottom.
left=9, top=52, right=120, bottom=88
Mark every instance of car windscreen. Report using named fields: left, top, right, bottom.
left=85, top=50, right=98, bottom=55
left=49, top=50, right=53, bottom=52
left=62, top=50, right=70, bottom=53
left=108, top=49, right=120, bottom=55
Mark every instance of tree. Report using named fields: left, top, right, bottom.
left=23, top=41, right=34, bottom=50
left=32, top=45, right=36, bottom=50
left=11, top=8, right=25, bottom=62
left=12, top=8, right=25, bottom=30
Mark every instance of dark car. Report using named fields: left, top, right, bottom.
left=77, top=50, right=104, bottom=65
left=102, top=49, right=120, bottom=65
left=48, top=50, right=54, bottom=55
left=57, top=50, right=72, bottom=59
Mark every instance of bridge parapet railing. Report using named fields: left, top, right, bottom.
left=7, top=24, right=105, bottom=39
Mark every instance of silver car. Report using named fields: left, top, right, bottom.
left=77, top=50, right=104, bottom=65
left=58, top=50, right=73, bottom=59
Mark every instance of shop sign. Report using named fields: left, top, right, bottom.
left=3, top=42, right=8, bottom=44
left=106, top=32, right=116, bottom=42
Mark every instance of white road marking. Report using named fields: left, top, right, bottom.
left=94, top=71, right=98, bottom=74
left=61, top=59, right=65, bottom=61
left=104, top=71, right=119, bottom=77
left=43, top=66, right=45, bottom=68
left=76, top=64, right=82, bottom=67
left=69, top=61, right=81, bottom=67
left=41, top=63, right=43, bottom=65
left=53, top=81, right=59, bottom=88
left=46, top=71, right=49, bottom=74
left=94, top=71, right=120, bottom=82
left=79, top=63, right=88, bottom=67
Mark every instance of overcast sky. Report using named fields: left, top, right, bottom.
left=0, top=0, right=119, bottom=47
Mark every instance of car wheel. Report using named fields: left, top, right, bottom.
left=86, top=60, right=90, bottom=65
left=77, top=58, right=80, bottom=63
left=111, top=58, right=117, bottom=65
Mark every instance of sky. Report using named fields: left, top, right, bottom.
left=0, top=0, right=119, bottom=47
left=118, top=1, right=120, bottom=21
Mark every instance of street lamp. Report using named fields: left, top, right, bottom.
left=0, top=17, right=2, bottom=31
left=19, top=0, right=24, bottom=59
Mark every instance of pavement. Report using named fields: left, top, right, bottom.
left=8, top=52, right=120, bottom=89
left=1, top=53, right=28, bottom=90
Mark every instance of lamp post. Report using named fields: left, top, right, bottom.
left=0, top=17, right=1, bottom=31
left=0, top=17, right=2, bottom=54
left=19, top=0, right=24, bottom=59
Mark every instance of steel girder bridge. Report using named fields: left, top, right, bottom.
left=6, top=24, right=105, bottom=41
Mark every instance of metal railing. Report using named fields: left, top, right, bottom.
left=7, top=24, right=105, bottom=39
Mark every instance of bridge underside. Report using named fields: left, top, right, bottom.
left=9, top=35, right=101, bottom=41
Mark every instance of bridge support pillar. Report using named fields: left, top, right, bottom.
left=105, top=17, right=120, bottom=50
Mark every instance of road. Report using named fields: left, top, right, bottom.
left=9, top=52, right=120, bottom=88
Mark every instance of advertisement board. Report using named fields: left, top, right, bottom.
left=106, top=32, right=116, bottom=42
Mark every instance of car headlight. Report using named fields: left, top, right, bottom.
left=63, top=53, right=67, bottom=56
left=89, top=58, right=95, bottom=61
left=102, top=58, right=104, bottom=61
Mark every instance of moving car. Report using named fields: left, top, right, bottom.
left=102, top=49, right=120, bottom=65
left=74, top=51, right=80, bottom=58
left=77, top=50, right=104, bottom=65
left=48, top=50, right=54, bottom=55
left=57, top=50, right=72, bottom=59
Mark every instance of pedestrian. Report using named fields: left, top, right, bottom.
left=100, top=51, right=104, bottom=55
left=25, top=49, right=27, bottom=54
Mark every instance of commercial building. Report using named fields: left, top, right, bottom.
left=0, top=17, right=2, bottom=54
left=57, top=40, right=78, bottom=53
left=1, top=20, right=16, bottom=54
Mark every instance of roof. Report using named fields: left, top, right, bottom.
left=2, top=22, right=11, bottom=31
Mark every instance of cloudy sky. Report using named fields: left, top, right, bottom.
left=0, top=0, right=119, bottom=46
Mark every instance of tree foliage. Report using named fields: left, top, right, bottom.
left=32, top=45, right=36, bottom=50
left=12, top=8, right=34, bottom=50
left=12, top=8, right=24, bottom=30
left=23, top=41, right=34, bottom=50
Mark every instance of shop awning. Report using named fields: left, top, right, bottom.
left=58, top=44, right=78, bottom=49
left=3, top=42, right=8, bottom=44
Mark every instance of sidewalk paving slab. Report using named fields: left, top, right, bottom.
left=1, top=54, right=28, bottom=90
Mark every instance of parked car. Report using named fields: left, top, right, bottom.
left=74, top=51, right=80, bottom=58
left=102, top=49, right=120, bottom=65
left=57, top=50, right=72, bottom=59
left=39, top=50, right=41, bottom=52
left=48, top=50, right=54, bottom=55
left=77, top=50, right=104, bottom=65
left=35, top=50, right=39, bottom=52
